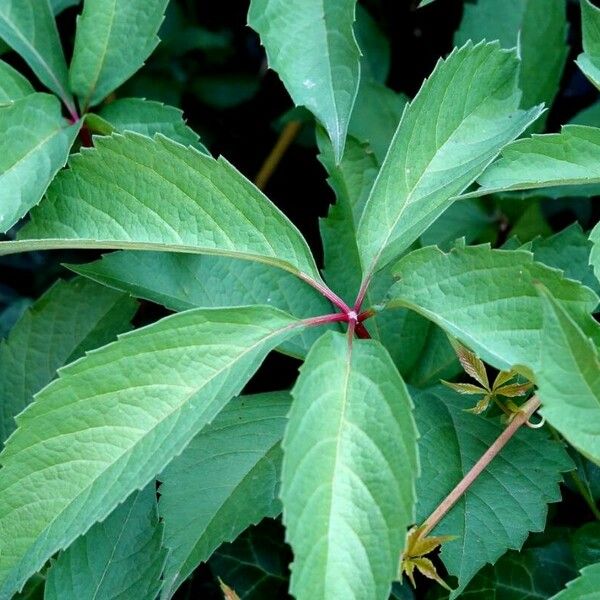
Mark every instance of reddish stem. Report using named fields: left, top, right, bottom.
left=355, top=323, right=371, bottom=339
left=354, top=275, right=372, bottom=312
left=299, top=273, right=352, bottom=314
left=79, top=125, right=93, bottom=148
left=303, top=313, right=349, bottom=328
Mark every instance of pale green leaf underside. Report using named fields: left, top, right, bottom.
left=248, top=0, right=361, bottom=162
left=282, top=332, right=418, bottom=600
left=414, top=386, right=571, bottom=597
left=44, top=485, right=165, bottom=600
left=551, top=563, right=600, bottom=599
left=0, top=133, right=321, bottom=281
left=0, top=93, right=80, bottom=233
left=356, top=41, right=542, bottom=276
left=159, top=392, right=290, bottom=599
left=538, top=288, right=600, bottom=466
left=69, top=0, right=169, bottom=108
left=0, top=305, right=303, bottom=598
left=0, top=276, right=137, bottom=445
left=454, top=0, right=567, bottom=121
left=387, top=245, right=600, bottom=377
left=0, top=59, right=33, bottom=103
left=71, top=251, right=336, bottom=359
left=99, top=97, right=207, bottom=151
left=473, top=125, right=600, bottom=195
left=0, top=0, right=72, bottom=108
left=577, top=0, right=600, bottom=91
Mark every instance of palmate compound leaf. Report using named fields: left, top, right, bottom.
left=69, top=0, right=169, bottom=109
left=551, top=562, right=600, bottom=599
left=282, top=332, right=418, bottom=600
left=0, top=305, right=305, bottom=598
left=356, top=41, right=543, bottom=278
left=577, top=0, right=600, bottom=92
left=387, top=245, right=600, bottom=378
left=248, top=0, right=361, bottom=163
left=159, top=392, right=290, bottom=599
left=70, top=251, right=336, bottom=360
left=0, top=93, right=81, bottom=233
left=537, top=288, right=600, bottom=466
left=0, top=0, right=74, bottom=111
left=0, top=276, right=137, bottom=445
left=0, top=133, right=322, bottom=283
left=590, top=224, right=600, bottom=284
left=471, top=125, right=600, bottom=196
left=44, top=484, right=165, bottom=600
left=414, top=386, right=572, bottom=598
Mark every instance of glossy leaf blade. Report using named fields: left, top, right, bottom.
left=0, top=276, right=137, bottom=445
left=71, top=251, right=335, bottom=359
left=0, top=305, right=302, bottom=598
left=474, top=126, right=600, bottom=195
left=0, top=93, right=80, bottom=233
left=0, top=59, right=33, bottom=103
left=357, top=41, right=542, bottom=276
left=387, top=245, right=600, bottom=376
left=414, top=386, right=572, bottom=597
left=0, top=0, right=72, bottom=109
left=69, top=0, right=169, bottom=108
left=159, top=392, right=290, bottom=599
left=0, top=133, right=321, bottom=281
left=282, top=332, right=418, bottom=600
left=44, top=485, right=165, bottom=600
left=537, top=288, right=600, bottom=465
left=248, top=0, right=361, bottom=162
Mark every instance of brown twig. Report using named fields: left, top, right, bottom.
left=420, top=395, right=542, bottom=537
left=255, top=121, right=303, bottom=190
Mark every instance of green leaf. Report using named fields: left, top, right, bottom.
left=355, top=5, right=390, bottom=84
left=348, top=80, right=407, bottom=163
left=531, top=224, right=599, bottom=295
left=473, top=126, right=600, bottom=195
left=70, top=251, right=335, bottom=359
left=590, top=223, right=600, bottom=284
left=454, top=0, right=567, bottom=126
left=0, top=93, right=80, bottom=233
left=537, top=287, right=600, bottom=465
left=50, top=0, right=80, bottom=15
left=99, top=98, right=207, bottom=151
left=248, top=0, right=361, bottom=162
left=209, top=520, right=290, bottom=600
left=69, top=0, right=169, bottom=109
left=44, top=485, right=165, bottom=600
left=551, top=563, right=600, bottom=599
left=462, top=534, right=577, bottom=599
left=387, top=245, right=600, bottom=377
left=0, top=305, right=303, bottom=597
left=356, top=41, right=542, bottom=277
left=572, top=523, right=600, bottom=569
left=282, top=332, right=418, bottom=600
left=577, top=0, right=600, bottom=91
left=0, top=59, right=33, bottom=103
left=159, top=392, right=290, bottom=599
left=0, top=133, right=321, bottom=282
left=0, top=276, right=137, bottom=445
left=0, top=0, right=73, bottom=111
left=414, top=386, right=572, bottom=597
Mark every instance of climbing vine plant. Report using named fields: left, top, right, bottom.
left=0, top=0, right=599, bottom=598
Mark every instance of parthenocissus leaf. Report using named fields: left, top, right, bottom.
left=356, top=41, right=542, bottom=277
left=0, top=305, right=303, bottom=598
left=282, top=332, right=418, bottom=600
left=0, top=133, right=322, bottom=282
